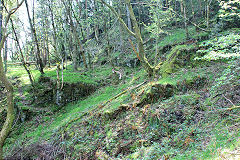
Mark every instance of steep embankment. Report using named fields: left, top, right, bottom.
left=3, top=29, right=240, bottom=160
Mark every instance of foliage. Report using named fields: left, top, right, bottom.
left=156, top=27, right=199, bottom=49
left=195, top=33, right=240, bottom=60
left=144, top=1, right=175, bottom=38
left=218, top=0, right=240, bottom=28
left=210, top=59, right=240, bottom=96
left=2, top=0, right=240, bottom=159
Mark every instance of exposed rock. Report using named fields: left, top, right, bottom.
left=34, top=76, right=98, bottom=107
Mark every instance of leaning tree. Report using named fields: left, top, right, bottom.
left=0, top=1, right=24, bottom=159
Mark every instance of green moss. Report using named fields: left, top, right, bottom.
left=6, top=64, right=114, bottom=85
left=42, top=66, right=112, bottom=84
left=160, top=44, right=196, bottom=77
left=157, top=27, right=198, bottom=48
left=6, top=66, right=41, bottom=85
left=5, top=81, right=132, bottom=148
left=157, top=66, right=208, bottom=88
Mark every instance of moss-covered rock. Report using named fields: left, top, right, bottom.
left=160, top=45, right=197, bottom=77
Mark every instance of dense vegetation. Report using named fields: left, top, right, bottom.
left=0, top=0, right=239, bottom=159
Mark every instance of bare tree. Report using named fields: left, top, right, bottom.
left=100, top=0, right=161, bottom=77
left=11, top=20, right=34, bottom=86
left=25, top=0, right=44, bottom=74
left=61, top=0, right=88, bottom=70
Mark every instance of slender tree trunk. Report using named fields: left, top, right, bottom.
left=25, top=0, right=44, bottom=74
left=153, top=0, right=161, bottom=79
left=71, top=2, right=86, bottom=41
left=73, top=43, right=78, bottom=71
left=0, top=1, right=24, bottom=159
left=181, top=0, right=189, bottom=39
left=47, top=1, right=58, bottom=57
left=206, top=0, right=210, bottom=29
left=62, top=0, right=87, bottom=69
left=85, top=0, right=90, bottom=41
left=190, top=0, right=195, bottom=20
left=198, top=0, right=202, bottom=16
left=42, top=14, right=48, bottom=66
left=46, top=31, right=50, bottom=67
left=126, top=5, right=132, bottom=31
left=118, top=7, right=123, bottom=50
left=105, top=20, right=114, bottom=67
left=11, top=20, right=34, bottom=86
left=4, top=38, right=7, bottom=73
left=66, top=7, right=78, bottom=71
left=93, top=0, right=99, bottom=42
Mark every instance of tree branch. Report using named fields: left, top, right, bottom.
left=99, top=0, right=136, bottom=37
left=4, top=0, right=25, bottom=27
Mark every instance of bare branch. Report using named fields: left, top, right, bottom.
left=99, top=0, right=136, bottom=37
left=4, top=0, right=25, bottom=27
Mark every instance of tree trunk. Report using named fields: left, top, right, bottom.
left=125, top=0, right=154, bottom=77
left=0, top=1, right=24, bottom=159
left=198, top=0, right=202, bottom=16
left=47, top=0, right=58, bottom=57
left=62, top=0, right=87, bottom=69
left=190, top=0, right=195, bottom=20
left=93, top=0, right=99, bottom=42
left=4, top=37, right=7, bottom=73
left=118, top=7, right=123, bottom=52
left=25, top=0, right=44, bottom=74
left=11, top=20, right=34, bottom=86
left=73, top=42, right=78, bottom=71
left=126, top=5, right=132, bottom=31
left=181, top=0, right=189, bottom=39
left=100, top=0, right=155, bottom=77
left=0, top=58, right=14, bottom=160
left=206, top=0, right=210, bottom=29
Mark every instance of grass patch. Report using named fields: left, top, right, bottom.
left=6, top=65, right=41, bottom=85
left=6, top=64, right=113, bottom=85
left=42, top=65, right=113, bottom=84
left=158, top=26, right=200, bottom=48
left=157, top=66, right=209, bottom=86
left=4, top=77, right=134, bottom=154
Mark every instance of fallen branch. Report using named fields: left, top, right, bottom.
left=223, top=95, right=240, bottom=110
left=62, top=81, right=147, bottom=130
left=223, top=95, right=235, bottom=106
left=226, top=106, right=240, bottom=111
left=101, top=81, right=147, bottom=107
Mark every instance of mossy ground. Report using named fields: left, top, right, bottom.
left=4, top=58, right=239, bottom=159
left=6, top=64, right=114, bottom=85
left=2, top=28, right=240, bottom=159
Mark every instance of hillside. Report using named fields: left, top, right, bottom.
left=0, top=0, right=240, bottom=160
